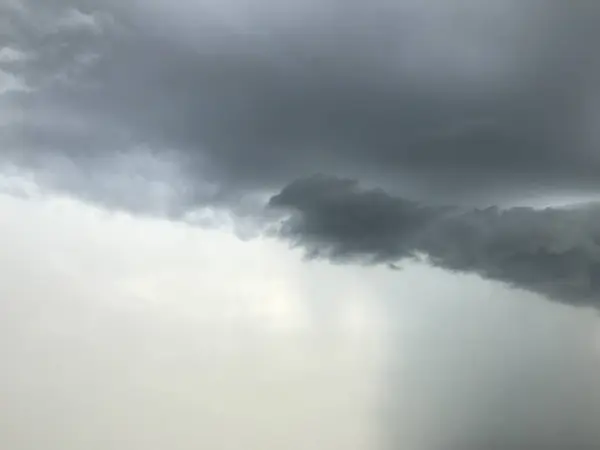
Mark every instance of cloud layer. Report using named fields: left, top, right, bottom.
left=270, top=175, right=600, bottom=308
left=2, top=1, right=599, bottom=307
left=2, top=0, right=600, bottom=208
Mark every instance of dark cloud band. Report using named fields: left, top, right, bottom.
left=3, top=0, right=600, bottom=207
left=270, top=175, right=600, bottom=308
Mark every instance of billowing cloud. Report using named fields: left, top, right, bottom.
left=270, top=175, right=600, bottom=308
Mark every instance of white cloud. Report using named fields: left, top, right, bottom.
left=0, top=47, right=30, bottom=63
left=0, top=69, right=30, bottom=94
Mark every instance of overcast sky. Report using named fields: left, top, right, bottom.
left=2, top=0, right=600, bottom=449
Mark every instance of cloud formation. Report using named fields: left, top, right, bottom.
left=270, top=175, right=600, bottom=308
left=3, top=3, right=600, bottom=449
left=2, top=0, right=600, bottom=209
left=2, top=0, right=599, bottom=306
left=1, top=0, right=599, bottom=307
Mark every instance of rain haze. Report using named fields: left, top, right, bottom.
left=1, top=0, right=600, bottom=449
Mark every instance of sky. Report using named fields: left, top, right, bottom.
left=2, top=0, right=600, bottom=449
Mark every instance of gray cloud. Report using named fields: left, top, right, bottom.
left=2, top=0, right=600, bottom=209
left=269, top=175, right=441, bottom=263
left=270, top=175, right=600, bottom=308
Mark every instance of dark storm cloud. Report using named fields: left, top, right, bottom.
left=3, top=0, right=600, bottom=303
left=270, top=175, right=600, bottom=308
left=269, top=175, right=443, bottom=262
left=2, top=0, right=600, bottom=208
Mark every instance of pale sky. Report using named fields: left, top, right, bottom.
left=1, top=174, right=600, bottom=449
left=0, top=177, right=387, bottom=450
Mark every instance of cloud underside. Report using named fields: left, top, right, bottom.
left=3, top=0, right=600, bottom=200
left=270, top=175, right=600, bottom=308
